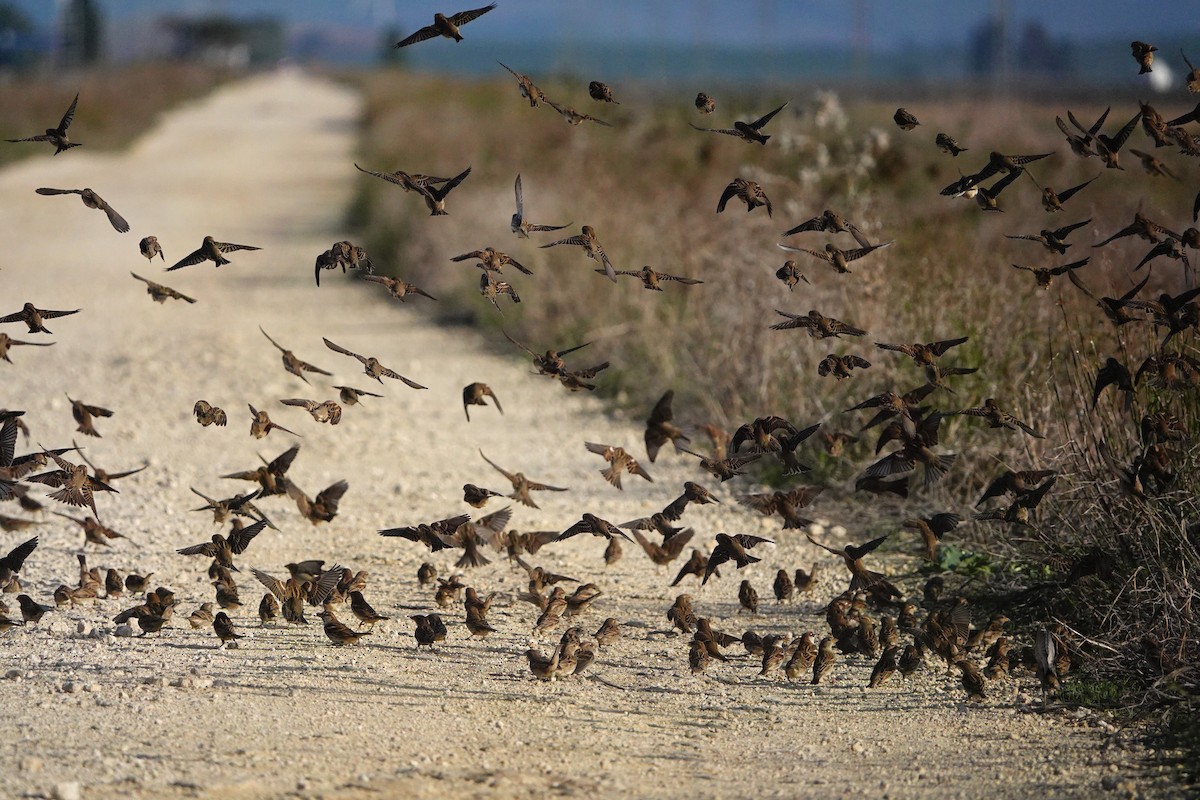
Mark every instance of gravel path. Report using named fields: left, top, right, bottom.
left=0, top=70, right=1157, bottom=800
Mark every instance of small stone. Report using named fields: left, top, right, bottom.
left=61, top=681, right=81, bottom=694
left=47, top=618, right=71, bottom=636
left=850, top=741, right=865, bottom=754
left=52, top=781, right=81, bottom=800
left=5, top=668, right=23, bottom=680
left=114, top=624, right=135, bottom=638
left=75, top=620, right=92, bottom=637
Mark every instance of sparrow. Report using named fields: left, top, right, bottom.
left=186, top=602, right=214, bottom=629
left=130, top=272, right=195, bottom=304
left=478, top=272, right=521, bottom=311
left=818, top=354, right=871, bottom=381
left=526, top=646, right=560, bottom=680
left=606, top=265, right=702, bottom=290
left=738, top=579, right=759, bottom=614
left=67, top=396, right=113, bottom=438
left=313, top=241, right=374, bottom=286
left=775, top=260, right=810, bottom=290
left=628, top=525, right=693, bottom=566
left=379, top=513, right=471, bottom=552
left=193, top=400, right=227, bottom=427
left=953, top=398, right=1042, bottom=437
left=451, top=247, right=532, bottom=275
left=584, top=442, right=652, bottom=489
left=6, top=93, right=80, bottom=154
left=695, top=92, right=715, bottom=114
left=322, top=338, right=426, bottom=388
left=13, top=595, right=45, bottom=625
left=784, top=633, right=817, bottom=680
left=689, top=100, right=788, bottom=144
left=349, top=591, right=389, bottom=629
left=285, top=477, right=349, bottom=526
left=395, top=4, right=497, bottom=47
left=417, top=563, right=437, bottom=586
left=717, top=178, right=772, bottom=216
left=464, top=605, right=496, bottom=638
left=783, top=209, right=873, bottom=247
left=935, top=132, right=967, bottom=156
left=688, top=638, right=710, bottom=674
left=54, top=512, right=125, bottom=548
left=1010, top=257, right=1090, bottom=289
left=406, top=166, right=474, bottom=216
left=510, top=173, right=570, bottom=237
left=556, top=513, right=631, bottom=542
left=669, top=550, right=711, bottom=587
left=497, top=62, right=545, bottom=107
left=176, top=518, right=267, bottom=571
left=680, top=447, right=762, bottom=482
left=1069, top=109, right=1140, bottom=170
left=976, top=469, right=1056, bottom=507
left=593, top=617, right=621, bottom=649
left=737, top=486, right=824, bottom=529
left=1004, top=219, right=1091, bottom=255
left=703, top=533, right=772, bottom=583
left=334, top=386, right=383, bottom=406
left=34, top=187, right=129, bottom=232
left=893, top=107, right=920, bottom=129
left=545, top=99, right=612, bottom=127
left=479, top=450, right=568, bottom=508
left=1131, top=40, right=1157, bottom=73
left=540, top=225, right=617, bottom=281
left=771, top=308, right=866, bottom=338
left=27, top=452, right=116, bottom=520
left=806, top=533, right=899, bottom=597
left=462, top=483, right=503, bottom=508
left=280, top=399, right=342, bottom=425
left=777, top=241, right=893, bottom=274
left=1128, top=149, right=1177, bottom=179
left=409, top=614, right=445, bottom=648
left=260, top=328, right=333, bottom=384
left=811, top=635, right=837, bottom=684
left=869, top=646, right=901, bottom=688
left=318, top=609, right=370, bottom=646
left=958, top=659, right=987, bottom=701
left=221, top=444, right=299, bottom=498
left=213, top=611, right=241, bottom=648
left=247, top=404, right=299, bottom=439
left=642, top=390, right=691, bottom=463
left=1040, top=176, right=1098, bottom=212
left=588, top=81, right=619, bottom=103
left=139, top=235, right=163, bottom=261
left=0, top=302, right=80, bottom=334
left=902, top=513, right=962, bottom=562
left=253, top=565, right=342, bottom=625
left=166, top=236, right=261, bottom=271
left=190, top=487, right=274, bottom=528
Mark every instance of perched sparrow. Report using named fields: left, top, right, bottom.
left=738, top=580, right=759, bottom=614
left=212, top=611, right=241, bottom=649
left=349, top=591, right=389, bottom=629
left=811, top=635, right=837, bottom=684
left=318, top=609, right=370, bottom=646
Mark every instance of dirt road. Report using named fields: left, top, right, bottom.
left=0, top=70, right=1159, bottom=799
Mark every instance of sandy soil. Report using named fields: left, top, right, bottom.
left=0, top=70, right=1166, bottom=800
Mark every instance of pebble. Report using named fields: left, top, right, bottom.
left=114, top=624, right=135, bottom=638
left=75, top=621, right=92, bottom=637
left=5, top=668, right=24, bottom=680
left=52, top=782, right=81, bottom=800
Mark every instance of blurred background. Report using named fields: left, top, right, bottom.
left=0, top=0, right=1197, bottom=91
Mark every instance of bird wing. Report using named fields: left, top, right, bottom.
left=315, top=480, right=349, bottom=511
left=1108, top=112, right=1141, bottom=153
left=215, top=241, right=261, bottom=254
left=449, top=3, right=498, bottom=27
left=0, top=535, right=38, bottom=573
left=736, top=493, right=778, bottom=515
left=166, top=247, right=208, bottom=271
left=321, top=337, right=359, bottom=359
left=280, top=398, right=319, bottom=411
left=395, top=23, right=441, bottom=48
left=479, top=449, right=518, bottom=484
left=354, top=163, right=407, bottom=186
left=35, top=187, right=81, bottom=196
left=845, top=535, right=889, bottom=561
left=56, top=93, right=79, bottom=134
left=748, top=101, right=788, bottom=131
left=512, top=172, right=524, bottom=216
left=428, top=166, right=472, bottom=201
left=176, top=541, right=218, bottom=557
left=97, top=196, right=130, bottom=233
left=539, top=234, right=588, bottom=248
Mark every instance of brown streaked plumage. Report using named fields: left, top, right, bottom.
left=771, top=308, right=866, bottom=338
left=479, top=449, right=567, bottom=508
left=363, top=274, right=438, bottom=301
left=893, top=107, right=920, bottom=130
left=322, top=337, right=427, bottom=388
left=717, top=178, right=772, bottom=216
left=1010, top=256, right=1090, bottom=289
left=690, top=100, right=787, bottom=145
left=1040, top=175, right=1099, bottom=212
left=193, top=400, right=227, bottom=427
left=737, top=486, right=824, bottom=529
left=556, top=513, right=631, bottom=543
left=35, top=187, right=128, bottom=233
left=540, top=225, right=616, bottom=281
left=166, top=236, right=261, bottom=271
left=546, top=98, right=613, bottom=127
left=606, top=265, right=702, bottom=290
left=130, top=272, right=195, bottom=304
left=452, top=246, right=532, bottom=276
left=588, top=80, right=619, bottom=104
left=0, top=302, right=80, bottom=335
left=775, top=259, right=809, bottom=290
left=260, top=328, right=333, bottom=383
left=247, top=404, right=299, bottom=440
left=478, top=271, right=521, bottom=311
left=176, top=518, right=267, bottom=571
left=935, top=132, right=967, bottom=156
left=1004, top=219, right=1091, bottom=255
left=812, top=635, right=837, bottom=684
left=139, top=236, right=163, bottom=262
left=66, top=396, right=112, bottom=438
left=395, top=4, right=497, bottom=47
left=349, top=591, right=389, bottom=629
left=695, top=92, right=715, bottom=114
left=818, top=353, right=871, bottom=381
left=221, top=444, right=299, bottom=498
left=703, top=532, right=772, bottom=584
left=778, top=241, right=893, bottom=274
left=1131, top=40, right=1157, bottom=73
left=584, top=442, right=652, bottom=489
left=318, top=609, right=371, bottom=646
left=643, top=390, right=691, bottom=463
left=279, top=398, right=342, bottom=425
left=497, top=62, right=545, bottom=107
left=783, top=209, right=873, bottom=247
left=287, top=479, right=349, bottom=525
left=213, top=611, right=241, bottom=648
left=954, top=398, right=1043, bottom=438
left=806, top=533, right=899, bottom=598
left=26, top=452, right=116, bottom=521
left=510, top=173, right=571, bottom=238
left=902, top=513, right=962, bottom=562
left=6, top=92, right=80, bottom=154
left=334, top=385, right=382, bottom=406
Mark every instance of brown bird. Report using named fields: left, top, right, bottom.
left=688, top=638, right=710, bottom=674
left=717, top=178, right=772, bottom=216
left=129, top=272, right=195, bottom=304
left=395, top=3, right=496, bottom=46
left=806, top=533, right=898, bottom=598
left=695, top=92, right=716, bottom=114
left=247, top=404, right=299, bottom=440
left=362, top=274, right=438, bottom=302
left=187, top=602, right=214, bottom=629
left=379, top=513, right=471, bottom=552
left=35, top=187, right=128, bottom=233
left=411, top=613, right=447, bottom=648
left=606, top=265, right=703, bottom=290
left=953, top=398, right=1043, bottom=438
left=902, top=513, right=962, bottom=562
left=661, top=481, right=718, bottom=522
left=738, top=579, right=759, bottom=614
left=958, top=659, right=987, bottom=701
left=479, top=449, right=567, bottom=508
left=771, top=308, right=866, bottom=338
left=584, top=442, right=652, bottom=489
left=812, top=635, right=837, bottom=684
left=545, top=99, right=613, bottom=127
left=588, top=80, right=619, bottom=103
left=689, top=100, right=788, bottom=145
left=287, top=479, right=349, bottom=525
left=478, top=271, right=521, bottom=311
left=193, top=400, right=227, bottom=427
left=680, top=447, right=762, bottom=482
left=139, top=236, right=163, bottom=262
left=773, top=569, right=794, bottom=603
left=643, top=390, right=691, bottom=463
left=166, top=236, right=261, bottom=271
left=775, top=259, right=810, bottom=290
left=737, top=486, right=824, bottom=529
left=26, top=452, right=116, bottom=521
left=893, top=107, right=920, bottom=130
left=221, top=444, right=299, bottom=498
left=54, top=512, right=125, bottom=548
left=783, top=209, right=873, bottom=247
left=778, top=241, right=893, bottom=274
left=869, top=646, right=901, bottom=688
left=1040, top=176, right=1099, bottom=212
left=322, top=338, right=427, bottom=388
left=6, top=93, right=80, bottom=154
left=0, top=537, right=37, bottom=587
left=258, top=593, right=278, bottom=625
left=1131, top=40, right=1158, bottom=73
left=462, top=483, right=503, bottom=508
left=935, top=132, right=967, bottom=156
left=176, top=518, right=267, bottom=571
left=66, top=396, right=112, bottom=438
left=334, top=386, right=383, bottom=406
left=670, top=550, right=711, bottom=587
left=818, top=353, right=871, bottom=381
left=509, top=173, right=571, bottom=238
left=0, top=302, right=80, bottom=335
left=461, top=382, right=503, bottom=422
left=1004, top=219, right=1091, bottom=255
left=279, top=398, right=342, bottom=425
left=497, top=62, right=545, bottom=108
left=540, top=225, right=616, bottom=281
left=212, top=611, right=241, bottom=649
left=452, top=246, right=532, bottom=276
left=349, top=591, right=389, bottom=629
left=318, top=609, right=371, bottom=646
left=260, top=328, right=332, bottom=384
left=703, top=532, right=772, bottom=584
left=1070, top=109, right=1140, bottom=170
left=557, top=513, right=632, bottom=543
left=0, top=332, right=53, bottom=364
left=976, top=469, right=1056, bottom=507
left=1010, top=257, right=1090, bottom=289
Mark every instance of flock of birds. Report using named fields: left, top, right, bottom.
left=2, top=7, right=1200, bottom=707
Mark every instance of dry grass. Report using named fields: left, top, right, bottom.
left=346, top=67, right=1200, bottom=783
left=0, top=62, right=232, bottom=167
